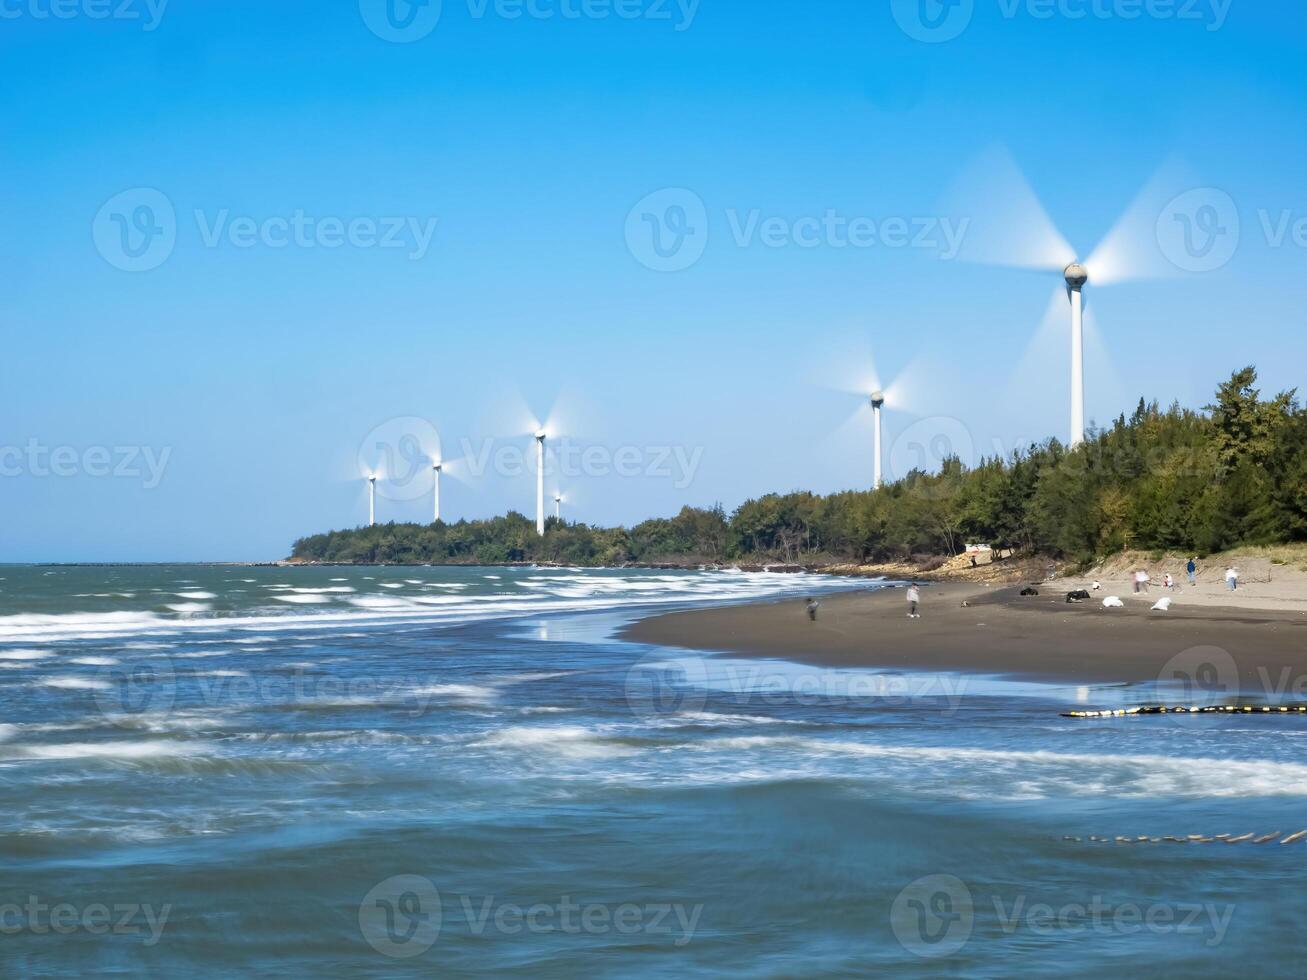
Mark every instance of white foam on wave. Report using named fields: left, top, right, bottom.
left=273, top=594, right=332, bottom=605
left=346, top=596, right=416, bottom=610
left=473, top=724, right=635, bottom=759
left=175, top=591, right=217, bottom=600
left=681, top=735, right=1307, bottom=800
left=0, top=612, right=164, bottom=644
left=68, top=656, right=119, bottom=666
left=165, top=603, right=212, bottom=614
left=39, top=677, right=111, bottom=691
left=0, top=649, right=53, bottom=661
left=498, top=671, right=575, bottom=684
left=2, top=740, right=208, bottom=761
left=411, top=683, right=499, bottom=702
left=0, top=570, right=877, bottom=645
left=667, top=711, right=808, bottom=728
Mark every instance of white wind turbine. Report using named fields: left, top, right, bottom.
left=942, top=146, right=1188, bottom=447
left=367, top=474, right=377, bottom=527
left=812, top=343, right=923, bottom=491
left=534, top=429, right=547, bottom=536
left=431, top=461, right=442, bottom=523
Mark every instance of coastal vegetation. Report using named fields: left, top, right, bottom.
left=291, top=368, right=1306, bottom=567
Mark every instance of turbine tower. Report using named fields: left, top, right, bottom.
left=1064, top=263, right=1088, bottom=447
left=554, top=492, right=562, bottom=521
left=870, top=390, right=885, bottom=490
left=368, top=475, right=377, bottom=527
left=534, top=430, right=546, bottom=536
left=432, top=462, right=442, bottom=523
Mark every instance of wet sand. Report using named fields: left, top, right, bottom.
left=622, top=583, right=1307, bottom=686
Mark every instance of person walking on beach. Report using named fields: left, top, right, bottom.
left=805, top=598, right=821, bottom=621
left=1164, top=572, right=1175, bottom=591
left=906, top=583, right=921, bottom=619
left=1187, top=557, right=1197, bottom=586
left=1225, top=567, right=1239, bottom=592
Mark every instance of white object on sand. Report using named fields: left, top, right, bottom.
left=1103, top=596, right=1124, bottom=608
left=1151, top=597, right=1173, bottom=611
left=1091, top=580, right=1102, bottom=590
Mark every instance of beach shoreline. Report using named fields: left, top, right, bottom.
left=622, top=582, right=1307, bottom=688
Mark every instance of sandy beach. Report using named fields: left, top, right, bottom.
left=623, top=580, right=1307, bottom=687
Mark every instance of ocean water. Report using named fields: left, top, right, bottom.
left=1, top=564, right=1305, bottom=977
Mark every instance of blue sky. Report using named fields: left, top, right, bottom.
left=2, top=0, right=1305, bottom=561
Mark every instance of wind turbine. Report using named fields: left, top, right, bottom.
left=941, top=146, right=1189, bottom=448
left=368, top=475, right=377, bottom=527
left=554, top=491, right=563, bottom=521
left=431, top=461, right=442, bottom=523
left=811, top=344, right=922, bottom=491
left=1064, top=262, right=1089, bottom=445
left=870, top=390, right=886, bottom=489
left=535, top=430, right=547, bottom=536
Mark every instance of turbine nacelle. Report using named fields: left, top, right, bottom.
left=1063, top=262, right=1089, bottom=290
left=534, top=429, right=547, bottom=441
left=870, top=390, right=886, bottom=410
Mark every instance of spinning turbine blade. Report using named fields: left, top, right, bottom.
left=1085, top=157, right=1199, bottom=285
left=1005, top=285, right=1072, bottom=433
left=939, top=144, right=1077, bottom=272
left=803, top=332, right=882, bottom=398
left=1080, top=302, right=1128, bottom=427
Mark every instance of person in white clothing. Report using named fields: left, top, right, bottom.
left=1225, top=567, right=1239, bottom=592
left=906, top=584, right=921, bottom=619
